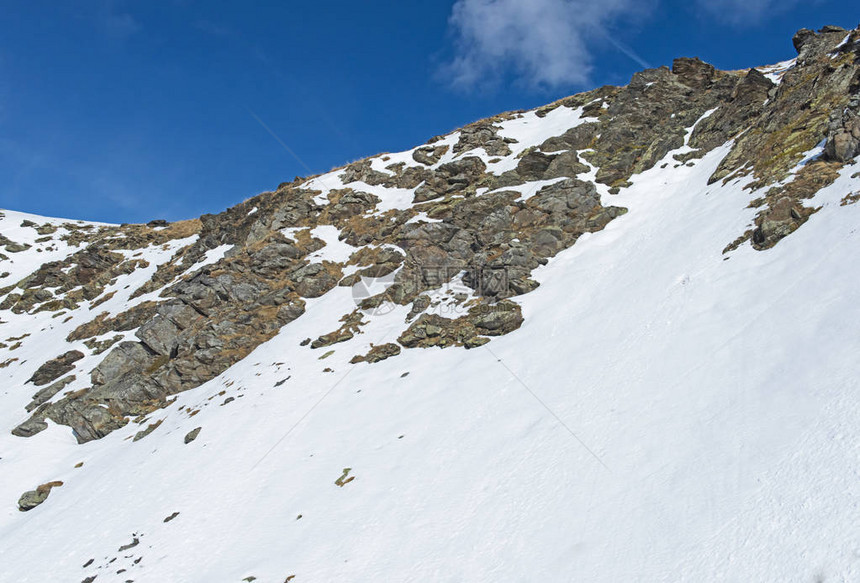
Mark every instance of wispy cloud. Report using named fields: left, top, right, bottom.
left=695, top=0, right=799, bottom=26
left=441, top=0, right=647, bottom=90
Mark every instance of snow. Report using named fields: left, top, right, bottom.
left=98, top=235, right=200, bottom=317
left=306, top=226, right=357, bottom=263
left=182, top=244, right=233, bottom=276
left=830, top=33, right=852, bottom=55
left=482, top=177, right=569, bottom=202
left=405, top=212, right=443, bottom=224
left=0, top=210, right=111, bottom=285
left=2, top=102, right=860, bottom=583
left=757, top=58, right=797, bottom=84
left=488, top=106, right=587, bottom=175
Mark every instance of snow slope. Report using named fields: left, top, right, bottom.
left=1, top=137, right=858, bottom=582
left=2, top=38, right=860, bottom=579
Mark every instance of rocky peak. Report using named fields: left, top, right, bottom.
left=793, top=25, right=852, bottom=64
left=672, top=57, right=717, bottom=89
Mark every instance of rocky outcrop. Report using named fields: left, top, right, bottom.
left=453, top=122, right=515, bottom=157
left=413, top=157, right=489, bottom=202
left=398, top=301, right=523, bottom=349
left=350, top=343, right=402, bottom=364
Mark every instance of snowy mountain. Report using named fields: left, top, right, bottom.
left=1, top=25, right=859, bottom=582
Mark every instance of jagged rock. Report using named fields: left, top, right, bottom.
left=290, top=263, right=340, bottom=298
left=413, top=157, right=488, bottom=202
left=328, top=190, right=380, bottom=220
left=544, top=150, right=589, bottom=179
left=68, top=302, right=160, bottom=341
left=454, top=122, right=513, bottom=157
left=91, top=342, right=155, bottom=386
left=28, top=351, right=84, bottom=386
left=11, top=416, right=48, bottom=438
left=516, top=150, right=555, bottom=180
left=136, top=301, right=203, bottom=356
left=672, top=57, right=717, bottom=89
left=249, top=243, right=305, bottom=277
left=83, top=334, right=124, bottom=355
left=792, top=28, right=816, bottom=53
left=793, top=25, right=849, bottom=64
left=18, top=481, right=63, bottom=511
left=539, top=123, right=598, bottom=153
left=824, top=99, right=860, bottom=163
left=472, top=301, right=524, bottom=335
left=340, top=159, right=389, bottom=186
left=133, top=419, right=163, bottom=441
left=350, top=343, right=401, bottom=364
left=4, top=241, right=31, bottom=253
left=312, top=311, right=365, bottom=349
left=531, top=178, right=601, bottom=215
left=118, top=537, right=140, bottom=551
left=731, top=69, right=774, bottom=108
left=398, top=301, right=522, bottom=348
left=26, top=375, right=76, bottom=412
left=412, top=145, right=449, bottom=165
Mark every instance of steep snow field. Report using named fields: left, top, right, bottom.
left=2, top=121, right=860, bottom=581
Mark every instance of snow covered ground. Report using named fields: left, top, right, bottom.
left=2, top=110, right=860, bottom=583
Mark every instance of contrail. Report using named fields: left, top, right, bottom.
left=601, top=30, right=652, bottom=69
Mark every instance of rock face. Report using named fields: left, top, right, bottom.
left=3, top=25, right=860, bottom=445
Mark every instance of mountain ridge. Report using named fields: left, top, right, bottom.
left=1, top=24, right=859, bottom=582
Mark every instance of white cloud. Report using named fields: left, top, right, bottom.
left=442, top=0, right=642, bottom=90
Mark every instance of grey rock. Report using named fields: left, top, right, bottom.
left=185, top=427, right=202, bottom=443
left=672, top=57, right=717, bottom=89
left=18, top=481, right=62, bottom=511
left=28, top=350, right=84, bottom=386
left=136, top=301, right=202, bottom=356
left=26, top=375, right=76, bottom=412
left=91, top=341, right=155, bottom=386
left=11, top=416, right=49, bottom=438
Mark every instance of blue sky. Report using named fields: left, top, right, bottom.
left=0, top=1, right=854, bottom=223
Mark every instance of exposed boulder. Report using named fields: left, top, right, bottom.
left=184, top=427, right=202, bottom=444
left=18, top=481, right=63, bottom=511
